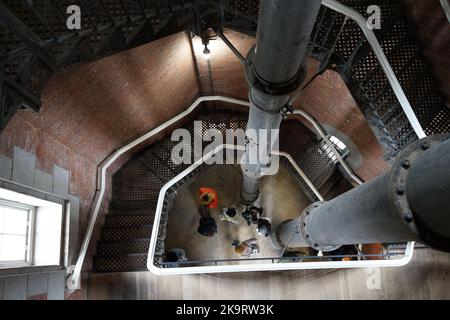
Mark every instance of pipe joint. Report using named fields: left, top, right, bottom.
left=245, top=46, right=307, bottom=97
left=299, top=203, right=341, bottom=252
left=388, top=133, right=450, bottom=251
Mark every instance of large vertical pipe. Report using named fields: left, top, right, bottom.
left=241, top=0, right=322, bottom=204
left=254, top=0, right=323, bottom=85
left=276, top=135, right=450, bottom=252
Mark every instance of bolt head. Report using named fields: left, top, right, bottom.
left=404, top=212, right=413, bottom=223
left=301, top=222, right=306, bottom=227
left=396, top=184, right=405, bottom=195
left=402, top=159, right=410, bottom=169
left=422, top=142, right=430, bottom=150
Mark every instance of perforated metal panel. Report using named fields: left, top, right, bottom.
left=306, top=0, right=450, bottom=159
left=2, top=0, right=449, bottom=155
left=94, top=254, right=148, bottom=273
left=0, top=0, right=209, bottom=130
left=94, top=110, right=344, bottom=272
left=97, top=240, right=150, bottom=256
left=102, top=226, right=153, bottom=241
left=105, top=214, right=154, bottom=228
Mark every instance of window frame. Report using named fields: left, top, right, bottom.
left=0, top=199, right=36, bottom=268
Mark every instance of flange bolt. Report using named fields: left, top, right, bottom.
left=402, top=159, right=410, bottom=169
left=396, top=184, right=405, bottom=195
left=404, top=212, right=413, bottom=223
left=422, top=142, right=430, bottom=150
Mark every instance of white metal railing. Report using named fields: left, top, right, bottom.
left=289, top=110, right=364, bottom=186
left=67, top=94, right=415, bottom=287
left=322, top=0, right=426, bottom=139
left=440, top=0, right=450, bottom=24
left=66, top=96, right=250, bottom=289
left=147, top=143, right=414, bottom=275
left=67, top=0, right=428, bottom=287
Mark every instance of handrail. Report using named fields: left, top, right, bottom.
left=66, top=96, right=250, bottom=289
left=274, top=150, right=324, bottom=201
left=161, top=253, right=401, bottom=267
left=322, top=0, right=426, bottom=139
left=440, top=0, right=450, bottom=24
left=60, top=0, right=425, bottom=288
left=67, top=94, right=411, bottom=288
left=289, top=110, right=364, bottom=186
left=147, top=143, right=414, bottom=276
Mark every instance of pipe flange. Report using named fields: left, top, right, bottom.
left=245, top=46, right=307, bottom=96
left=299, top=202, right=341, bottom=252
left=389, top=133, right=450, bottom=246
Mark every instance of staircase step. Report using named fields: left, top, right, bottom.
left=101, top=226, right=153, bottom=241
left=104, top=214, right=154, bottom=228
left=108, top=207, right=155, bottom=216
left=110, top=199, right=157, bottom=212
left=97, top=239, right=150, bottom=256
left=93, top=254, right=148, bottom=273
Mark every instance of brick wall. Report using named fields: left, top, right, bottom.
left=0, top=28, right=392, bottom=299
left=404, top=0, right=450, bottom=106
left=0, top=31, right=200, bottom=299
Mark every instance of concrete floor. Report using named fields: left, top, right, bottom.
left=88, top=248, right=450, bottom=299
left=165, top=164, right=311, bottom=264
left=87, top=164, right=450, bottom=300
left=87, top=165, right=450, bottom=300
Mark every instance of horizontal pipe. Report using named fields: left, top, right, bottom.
left=280, top=135, right=450, bottom=251
left=147, top=143, right=414, bottom=275
left=406, top=138, right=450, bottom=246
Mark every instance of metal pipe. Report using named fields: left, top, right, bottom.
left=406, top=138, right=450, bottom=251
left=147, top=143, right=414, bottom=276
left=277, top=135, right=450, bottom=252
left=253, top=0, right=322, bottom=85
left=241, top=0, right=322, bottom=204
left=241, top=90, right=287, bottom=204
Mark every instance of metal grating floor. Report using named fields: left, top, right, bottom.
left=93, top=109, right=346, bottom=272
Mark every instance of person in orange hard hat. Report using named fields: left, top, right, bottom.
left=198, top=187, right=218, bottom=209
left=197, top=187, right=218, bottom=237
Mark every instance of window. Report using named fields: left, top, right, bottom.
left=0, top=187, right=63, bottom=269
left=0, top=200, right=34, bottom=267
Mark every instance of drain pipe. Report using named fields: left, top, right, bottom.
left=241, top=0, right=322, bottom=205
left=276, top=134, right=450, bottom=253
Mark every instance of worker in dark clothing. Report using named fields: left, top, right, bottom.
left=242, top=206, right=263, bottom=225
left=197, top=201, right=218, bottom=237
left=220, top=206, right=239, bottom=224
left=256, top=218, right=272, bottom=237
left=234, top=238, right=260, bottom=257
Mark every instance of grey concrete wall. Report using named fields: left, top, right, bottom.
left=0, top=269, right=65, bottom=300
left=0, top=147, right=81, bottom=300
